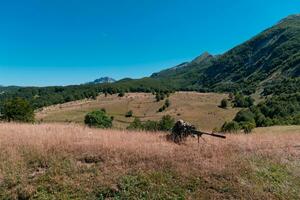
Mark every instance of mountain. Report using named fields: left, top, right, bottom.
left=151, top=14, right=300, bottom=94
left=86, top=77, right=116, bottom=85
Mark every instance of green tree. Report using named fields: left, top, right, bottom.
left=84, top=110, right=113, bottom=128
left=1, top=98, right=34, bottom=122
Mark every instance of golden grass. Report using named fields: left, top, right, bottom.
left=1, top=123, right=299, bottom=173
left=0, top=123, right=299, bottom=199
left=36, top=92, right=239, bottom=131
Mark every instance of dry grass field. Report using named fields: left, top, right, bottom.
left=36, top=92, right=239, bottom=131
left=0, top=123, right=299, bottom=199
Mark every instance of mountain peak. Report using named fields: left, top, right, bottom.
left=191, top=52, right=213, bottom=65
left=86, top=77, right=116, bottom=85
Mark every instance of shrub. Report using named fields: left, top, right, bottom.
left=118, top=91, right=125, bottom=97
left=127, top=115, right=175, bottom=132
left=240, top=122, right=256, bottom=134
left=234, top=109, right=256, bottom=124
left=165, top=99, right=170, bottom=107
left=221, top=121, right=240, bottom=133
left=155, top=92, right=166, bottom=102
left=1, top=98, right=34, bottom=122
left=220, top=99, right=228, bottom=108
left=125, top=110, right=133, bottom=118
left=84, top=110, right=113, bottom=128
left=143, top=120, right=160, bottom=131
left=155, top=93, right=161, bottom=102
left=158, top=99, right=170, bottom=112
left=158, top=115, right=175, bottom=131
left=127, top=118, right=143, bottom=130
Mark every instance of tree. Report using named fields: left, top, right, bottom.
left=220, top=99, right=228, bottom=109
left=84, top=110, right=113, bottom=128
left=1, top=98, right=34, bottom=122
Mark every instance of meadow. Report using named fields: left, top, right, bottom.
left=36, top=92, right=239, bottom=131
left=0, top=123, right=299, bottom=199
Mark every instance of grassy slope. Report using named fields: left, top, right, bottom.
left=36, top=92, right=239, bottom=131
left=0, top=123, right=299, bottom=199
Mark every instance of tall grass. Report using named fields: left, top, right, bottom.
left=0, top=123, right=299, bottom=199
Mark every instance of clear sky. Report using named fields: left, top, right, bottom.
left=0, top=0, right=299, bottom=86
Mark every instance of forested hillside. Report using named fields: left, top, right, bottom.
left=152, top=14, right=300, bottom=94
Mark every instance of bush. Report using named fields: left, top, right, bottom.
left=118, top=91, right=125, bottom=97
left=84, top=110, right=113, bottom=128
left=240, top=122, right=256, bottom=134
left=143, top=120, right=160, bottom=131
left=155, top=92, right=166, bottom=102
left=221, top=121, right=240, bottom=133
left=158, top=99, right=170, bottom=112
left=117, top=92, right=123, bottom=97
left=1, top=98, right=34, bottom=122
left=127, top=118, right=143, bottom=130
left=127, top=115, right=175, bottom=132
left=158, top=115, right=175, bottom=131
left=165, top=99, right=170, bottom=107
left=220, top=99, right=228, bottom=108
left=234, top=109, right=256, bottom=124
left=125, top=110, right=133, bottom=118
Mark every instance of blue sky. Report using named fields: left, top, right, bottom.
left=0, top=0, right=299, bottom=86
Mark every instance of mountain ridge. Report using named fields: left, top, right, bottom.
left=150, top=14, right=300, bottom=93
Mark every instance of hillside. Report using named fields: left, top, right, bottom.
left=151, top=14, right=300, bottom=94
left=0, top=123, right=299, bottom=199
left=36, top=92, right=239, bottom=131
